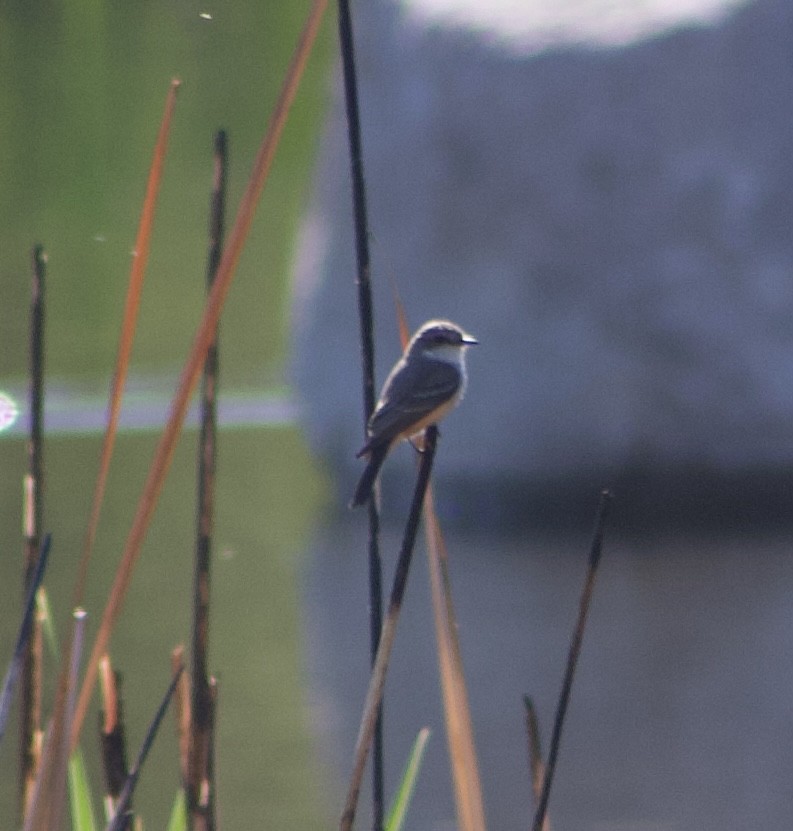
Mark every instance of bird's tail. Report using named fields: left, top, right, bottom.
left=350, top=443, right=389, bottom=508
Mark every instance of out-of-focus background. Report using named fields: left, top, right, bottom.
left=4, top=0, right=793, bottom=829
left=295, top=4, right=793, bottom=829
left=0, top=4, right=333, bottom=827
left=294, top=0, right=793, bottom=531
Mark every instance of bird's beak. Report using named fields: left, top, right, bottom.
left=463, top=335, right=479, bottom=346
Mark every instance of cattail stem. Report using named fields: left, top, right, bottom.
left=336, top=1, right=385, bottom=824
left=20, top=244, right=46, bottom=818
left=188, top=127, right=227, bottom=831
left=532, top=490, right=611, bottom=831
left=340, top=428, right=439, bottom=831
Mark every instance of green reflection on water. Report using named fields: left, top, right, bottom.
left=0, top=2, right=334, bottom=826
left=0, top=3, right=332, bottom=386
left=0, top=427, right=330, bottom=827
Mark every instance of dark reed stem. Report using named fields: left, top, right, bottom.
left=340, top=427, right=439, bottom=831
left=99, top=661, right=131, bottom=831
left=20, top=243, right=46, bottom=817
left=106, top=664, right=185, bottom=831
left=205, top=679, right=218, bottom=816
left=23, top=245, right=45, bottom=588
left=337, top=2, right=375, bottom=414
left=188, top=128, right=227, bottom=831
left=337, top=1, right=385, bottom=825
left=0, top=535, right=51, bottom=747
left=532, top=490, right=612, bottom=831
left=523, top=696, right=549, bottom=831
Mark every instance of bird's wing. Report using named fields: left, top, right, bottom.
left=365, top=358, right=461, bottom=446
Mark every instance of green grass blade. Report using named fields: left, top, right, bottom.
left=37, top=585, right=60, bottom=658
left=385, top=727, right=431, bottom=831
left=38, top=587, right=98, bottom=831
left=69, top=748, right=98, bottom=831
left=165, top=788, right=188, bottom=831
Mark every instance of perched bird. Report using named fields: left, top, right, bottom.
left=350, top=319, right=478, bottom=508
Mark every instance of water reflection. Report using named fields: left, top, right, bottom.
left=0, top=380, right=296, bottom=437
left=0, top=392, right=19, bottom=432
left=302, top=517, right=793, bottom=830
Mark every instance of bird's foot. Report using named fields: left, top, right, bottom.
left=409, top=426, right=440, bottom=455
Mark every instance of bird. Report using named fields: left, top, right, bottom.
left=350, top=319, right=478, bottom=508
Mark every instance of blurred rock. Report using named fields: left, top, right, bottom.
left=290, top=0, right=793, bottom=526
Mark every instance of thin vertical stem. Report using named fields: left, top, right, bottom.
left=532, top=491, right=611, bottom=831
left=0, top=535, right=51, bottom=747
left=106, top=665, right=185, bottom=831
left=20, top=244, right=46, bottom=818
left=337, top=1, right=384, bottom=826
left=99, top=660, right=131, bottom=831
left=523, top=696, right=550, bottom=831
left=340, top=428, right=439, bottom=831
left=188, top=128, right=227, bottom=831
left=337, top=2, right=375, bottom=414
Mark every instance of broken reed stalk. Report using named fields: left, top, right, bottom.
left=340, top=427, right=439, bottom=831
left=172, top=646, right=191, bottom=787
left=70, top=0, right=328, bottom=751
left=187, top=127, right=227, bottom=831
left=106, top=664, right=185, bottom=831
left=99, top=659, right=131, bottom=830
left=20, top=243, right=46, bottom=818
left=523, top=696, right=550, bottom=831
left=337, top=0, right=385, bottom=825
left=531, top=490, right=612, bottom=831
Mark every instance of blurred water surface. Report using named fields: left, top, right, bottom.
left=303, top=514, right=793, bottom=830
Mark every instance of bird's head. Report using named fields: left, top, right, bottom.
left=408, top=319, right=478, bottom=361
